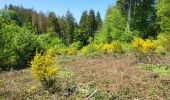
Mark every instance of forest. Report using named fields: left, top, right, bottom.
left=0, top=0, right=170, bottom=99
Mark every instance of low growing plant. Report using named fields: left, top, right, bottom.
left=143, top=64, right=170, bottom=76
left=31, top=49, right=59, bottom=91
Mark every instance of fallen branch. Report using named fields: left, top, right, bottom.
left=86, top=89, right=97, bottom=100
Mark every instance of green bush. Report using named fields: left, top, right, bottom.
left=12, top=25, right=40, bottom=69
left=38, top=32, right=66, bottom=51
left=70, top=41, right=82, bottom=50
left=155, top=34, right=170, bottom=54
left=94, top=6, right=126, bottom=44
left=0, top=18, right=40, bottom=70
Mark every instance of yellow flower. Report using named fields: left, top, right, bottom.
left=26, top=86, right=37, bottom=93
left=132, top=37, right=157, bottom=53
left=31, top=49, right=59, bottom=84
left=67, top=48, right=78, bottom=55
left=81, top=46, right=89, bottom=55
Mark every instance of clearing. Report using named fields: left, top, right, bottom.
left=0, top=54, right=170, bottom=99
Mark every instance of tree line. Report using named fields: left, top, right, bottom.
left=94, top=0, right=170, bottom=44
left=3, top=4, right=103, bottom=46
left=0, top=0, right=170, bottom=71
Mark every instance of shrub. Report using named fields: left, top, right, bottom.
left=81, top=45, right=91, bottom=55
left=0, top=19, right=40, bottom=70
left=70, top=41, right=82, bottom=50
left=31, top=49, right=59, bottom=90
left=67, top=48, right=78, bottom=55
left=81, top=42, right=123, bottom=55
left=55, top=47, right=78, bottom=55
left=12, top=26, right=40, bottom=69
left=155, top=34, right=170, bottom=54
left=38, top=32, right=66, bottom=51
left=142, top=39, right=157, bottom=53
left=132, top=37, right=157, bottom=54
left=95, top=42, right=123, bottom=54
left=132, top=37, right=145, bottom=53
left=132, top=35, right=170, bottom=54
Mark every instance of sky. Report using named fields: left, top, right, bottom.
left=0, top=0, right=116, bottom=22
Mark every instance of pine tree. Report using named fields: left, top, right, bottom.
left=88, top=9, right=97, bottom=38
left=96, top=11, right=103, bottom=30
left=47, top=12, right=60, bottom=36
left=65, top=10, right=76, bottom=45
left=79, top=10, right=89, bottom=45
left=58, top=16, right=69, bottom=45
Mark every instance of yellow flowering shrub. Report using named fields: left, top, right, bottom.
left=155, top=34, right=170, bottom=54
left=95, top=42, right=123, bottom=54
left=111, top=42, right=124, bottom=53
left=31, top=49, right=59, bottom=89
left=132, top=37, right=145, bottom=52
left=132, top=37, right=157, bottom=53
left=55, top=47, right=78, bottom=55
left=56, top=48, right=67, bottom=55
left=142, top=39, right=157, bottom=53
left=66, top=48, right=78, bottom=55
left=102, top=44, right=114, bottom=53
left=81, top=45, right=91, bottom=55
left=80, top=42, right=123, bottom=55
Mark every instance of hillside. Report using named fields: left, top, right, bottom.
left=1, top=54, right=170, bottom=99
left=1, top=0, right=170, bottom=99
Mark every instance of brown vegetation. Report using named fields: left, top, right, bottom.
left=0, top=54, right=170, bottom=99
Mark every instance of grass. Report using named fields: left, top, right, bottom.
left=143, top=64, right=170, bottom=76
left=0, top=54, right=170, bottom=99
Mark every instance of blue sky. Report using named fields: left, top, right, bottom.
left=0, top=0, right=116, bottom=22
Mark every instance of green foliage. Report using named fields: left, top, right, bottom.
left=88, top=9, right=97, bottom=37
left=157, top=0, right=170, bottom=32
left=94, top=6, right=126, bottom=44
left=73, top=27, right=83, bottom=43
left=143, top=64, right=170, bottom=76
left=0, top=10, right=21, bottom=25
left=31, top=49, right=59, bottom=90
left=57, top=11, right=76, bottom=46
left=70, top=41, right=82, bottom=50
left=79, top=11, right=90, bottom=45
left=94, top=31, right=111, bottom=44
left=96, top=11, right=103, bottom=30
left=168, top=96, right=170, bottom=100
left=0, top=18, right=18, bottom=69
left=93, top=91, right=112, bottom=100
left=65, top=10, right=76, bottom=45
left=155, top=34, right=170, bottom=54
left=47, top=12, right=60, bottom=34
left=38, top=32, right=65, bottom=51
left=117, top=0, right=157, bottom=38
left=0, top=17, right=40, bottom=70
left=120, top=26, right=134, bottom=43
left=13, top=25, right=40, bottom=69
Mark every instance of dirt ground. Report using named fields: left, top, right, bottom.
left=0, top=54, right=170, bottom=99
